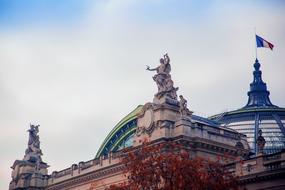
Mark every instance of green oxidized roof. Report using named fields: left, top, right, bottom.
left=210, top=107, right=285, bottom=120
left=96, top=104, right=222, bottom=158
left=95, top=105, right=142, bottom=158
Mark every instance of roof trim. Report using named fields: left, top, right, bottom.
left=95, top=105, right=142, bottom=158
left=111, top=127, right=136, bottom=152
left=210, top=107, right=285, bottom=119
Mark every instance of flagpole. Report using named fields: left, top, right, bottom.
left=254, top=27, right=257, bottom=60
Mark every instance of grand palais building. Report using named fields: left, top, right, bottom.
left=9, top=55, right=285, bottom=190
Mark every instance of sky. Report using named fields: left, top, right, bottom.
left=1, top=0, right=285, bottom=189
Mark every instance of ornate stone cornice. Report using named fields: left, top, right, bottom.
left=46, top=163, right=124, bottom=190
left=239, top=167, right=285, bottom=184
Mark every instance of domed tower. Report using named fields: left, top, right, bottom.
left=210, top=59, right=285, bottom=154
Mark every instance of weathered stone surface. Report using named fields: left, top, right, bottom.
left=147, top=54, right=178, bottom=101
left=9, top=55, right=285, bottom=190
left=9, top=124, right=49, bottom=190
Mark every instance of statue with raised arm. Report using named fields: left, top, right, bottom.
left=146, top=54, right=178, bottom=100
left=146, top=53, right=171, bottom=74
left=24, top=124, right=43, bottom=162
left=9, top=124, right=49, bottom=190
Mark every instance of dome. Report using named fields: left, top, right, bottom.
left=95, top=105, right=142, bottom=158
left=96, top=106, right=220, bottom=158
left=210, top=59, right=285, bottom=154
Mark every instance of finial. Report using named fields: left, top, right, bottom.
left=244, top=59, right=277, bottom=108
left=254, top=59, right=260, bottom=71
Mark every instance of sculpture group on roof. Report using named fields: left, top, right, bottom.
left=24, top=124, right=43, bottom=163
left=147, top=53, right=178, bottom=100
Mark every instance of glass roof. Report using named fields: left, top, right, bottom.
left=210, top=59, right=285, bottom=154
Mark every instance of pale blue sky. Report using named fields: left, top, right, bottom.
left=1, top=0, right=284, bottom=27
left=1, top=1, right=285, bottom=189
left=0, top=0, right=90, bottom=26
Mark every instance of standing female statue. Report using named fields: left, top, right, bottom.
left=146, top=54, right=177, bottom=99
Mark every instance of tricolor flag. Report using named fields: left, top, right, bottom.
left=256, top=35, right=274, bottom=50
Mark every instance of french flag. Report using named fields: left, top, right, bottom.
left=256, top=35, right=274, bottom=50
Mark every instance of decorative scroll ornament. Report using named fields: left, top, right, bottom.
left=136, top=103, right=155, bottom=136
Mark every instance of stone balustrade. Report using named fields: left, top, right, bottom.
left=175, top=120, right=249, bottom=150
left=226, top=150, right=285, bottom=177
left=48, top=151, right=122, bottom=185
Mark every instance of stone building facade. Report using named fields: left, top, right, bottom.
left=228, top=150, right=285, bottom=190
left=9, top=55, right=285, bottom=190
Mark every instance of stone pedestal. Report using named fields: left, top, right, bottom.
left=9, top=124, right=49, bottom=190
left=133, top=97, right=193, bottom=146
left=9, top=160, right=49, bottom=190
left=175, top=116, right=192, bottom=128
left=153, top=96, right=179, bottom=106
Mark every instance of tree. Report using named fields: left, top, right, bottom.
left=106, top=141, right=238, bottom=190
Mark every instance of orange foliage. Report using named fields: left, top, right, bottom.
left=106, top=141, right=238, bottom=190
